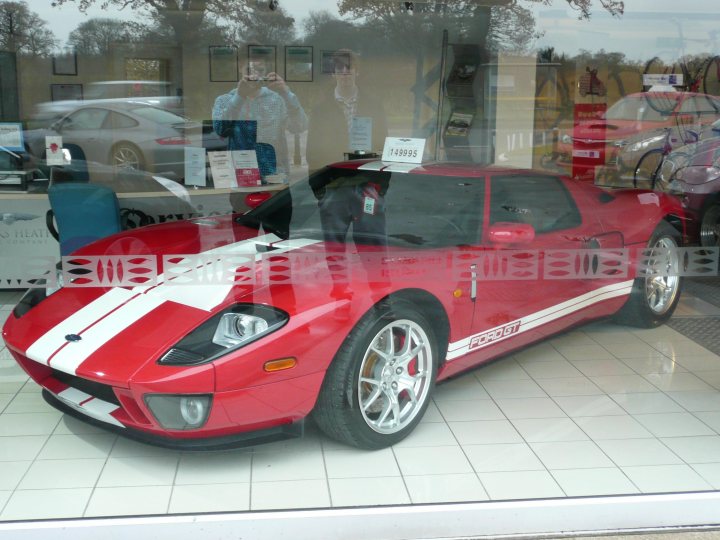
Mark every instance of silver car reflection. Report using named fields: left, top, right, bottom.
left=24, top=101, right=224, bottom=181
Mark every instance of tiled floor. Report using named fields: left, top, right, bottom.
left=3, top=288, right=720, bottom=521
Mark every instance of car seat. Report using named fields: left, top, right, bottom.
left=46, top=183, right=122, bottom=255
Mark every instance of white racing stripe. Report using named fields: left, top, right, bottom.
left=25, top=235, right=321, bottom=375
left=446, top=280, right=634, bottom=361
left=26, top=287, right=138, bottom=365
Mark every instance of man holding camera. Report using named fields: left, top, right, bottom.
left=212, top=59, right=307, bottom=183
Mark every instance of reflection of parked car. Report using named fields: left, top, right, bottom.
left=24, top=102, right=225, bottom=181
left=3, top=161, right=686, bottom=450
left=32, top=80, right=183, bottom=126
left=656, top=122, right=720, bottom=246
left=552, top=90, right=720, bottom=180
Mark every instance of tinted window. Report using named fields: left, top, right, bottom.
left=244, top=168, right=485, bottom=248
left=129, top=106, right=185, bottom=124
left=63, top=108, right=108, bottom=130
left=106, top=112, right=138, bottom=129
left=489, top=174, right=581, bottom=234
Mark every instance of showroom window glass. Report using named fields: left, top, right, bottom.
left=3, top=0, right=720, bottom=527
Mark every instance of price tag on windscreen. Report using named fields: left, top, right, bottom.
left=381, top=137, right=425, bottom=164
left=45, top=136, right=65, bottom=166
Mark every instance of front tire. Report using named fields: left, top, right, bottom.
left=614, top=222, right=683, bottom=328
left=314, top=299, right=439, bottom=449
left=700, top=204, right=720, bottom=247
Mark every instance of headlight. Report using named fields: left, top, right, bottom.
left=675, top=165, right=720, bottom=185
left=561, top=134, right=573, bottom=144
left=144, top=394, right=212, bottom=430
left=158, top=304, right=288, bottom=365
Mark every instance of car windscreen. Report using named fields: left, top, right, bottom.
left=604, top=95, right=679, bottom=122
left=129, top=106, right=186, bottom=125
left=239, top=168, right=485, bottom=248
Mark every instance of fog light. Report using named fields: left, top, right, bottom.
left=144, top=394, right=212, bottom=430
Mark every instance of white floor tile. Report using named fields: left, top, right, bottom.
left=421, top=401, right=444, bottom=423
left=644, top=373, right=716, bottom=392
left=553, top=395, right=626, bottom=417
left=573, top=359, right=635, bottom=377
left=557, top=344, right=614, bottom=362
left=435, top=399, right=505, bottom=422
left=392, top=421, right=458, bottom=448
left=251, top=479, right=330, bottom=510
left=4, top=392, right=51, bottom=414
left=633, top=413, right=717, bottom=438
left=574, top=415, right=653, bottom=440
left=0, top=461, right=31, bottom=490
left=610, top=392, right=685, bottom=414
left=660, top=436, right=720, bottom=464
left=169, top=483, right=250, bottom=513
left=97, top=456, right=179, bottom=487
left=20, top=458, right=106, bottom=489
left=0, top=435, right=47, bottom=461
left=494, top=397, right=566, bottom=419
left=37, top=433, right=116, bottom=460
left=666, top=391, right=720, bottom=412
left=479, top=470, right=565, bottom=500
left=590, top=374, right=659, bottom=394
left=54, top=415, right=113, bottom=436
left=0, top=412, right=61, bottom=436
left=0, top=394, right=13, bottom=414
left=520, top=360, right=582, bottom=379
left=252, top=449, right=326, bottom=482
left=394, top=445, right=473, bottom=475
left=694, top=411, right=720, bottom=434
left=621, top=464, right=712, bottom=493
left=654, top=341, right=716, bottom=358
left=481, top=379, right=547, bottom=399
left=595, top=438, right=683, bottom=467
left=434, top=376, right=490, bottom=401
left=511, top=418, right=588, bottom=442
left=85, top=486, right=172, bottom=517
left=550, top=332, right=597, bottom=348
left=174, top=451, right=252, bottom=485
left=475, top=359, right=531, bottom=381
left=1, top=488, right=92, bottom=521
left=405, top=473, right=489, bottom=503
left=448, top=420, right=523, bottom=445
left=463, top=443, right=544, bottom=472
left=535, top=377, right=604, bottom=397
left=621, top=356, right=687, bottom=375
left=325, top=447, right=400, bottom=479
left=530, top=441, right=615, bottom=469
left=697, top=371, right=720, bottom=391
left=328, top=477, right=409, bottom=507
left=674, top=355, right=720, bottom=372
left=551, top=468, right=639, bottom=496
left=110, top=437, right=181, bottom=458
left=512, top=343, right=566, bottom=363
left=691, top=463, right=720, bottom=489
left=602, top=342, right=666, bottom=359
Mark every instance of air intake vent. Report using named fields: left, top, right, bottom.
left=159, top=348, right=206, bottom=365
left=51, top=370, right=120, bottom=405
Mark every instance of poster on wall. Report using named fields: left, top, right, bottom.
left=285, top=46, right=313, bottom=82
left=248, top=45, right=277, bottom=79
left=209, top=46, right=238, bottom=82
left=0, top=123, right=24, bottom=151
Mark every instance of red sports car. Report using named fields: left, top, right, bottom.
left=2, top=161, right=689, bottom=449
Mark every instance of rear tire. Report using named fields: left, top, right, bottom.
left=314, top=299, right=438, bottom=449
left=700, top=204, right=720, bottom=247
left=613, top=222, right=683, bottom=328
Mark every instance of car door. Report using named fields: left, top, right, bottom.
left=447, top=172, right=608, bottom=373
left=57, top=107, right=109, bottom=163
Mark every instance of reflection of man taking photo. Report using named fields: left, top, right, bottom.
left=307, top=50, right=388, bottom=173
left=212, top=59, right=307, bottom=182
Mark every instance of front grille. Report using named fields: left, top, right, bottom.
left=51, top=370, right=120, bottom=406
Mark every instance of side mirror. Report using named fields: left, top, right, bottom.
left=488, top=222, right=535, bottom=244
left=244, top=192, right=272, bottom=209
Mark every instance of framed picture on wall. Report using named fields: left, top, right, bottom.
left=285, top=46, right=313, bottom=82
left=50, top=83, right=83, bottom=102
left=52, top=52, right=77, bottom=76
left=320, top=49, right=351, bottom=74
left=247, top=45, right=277, bottom=79
left=209, top=46, right=238, bottom=82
